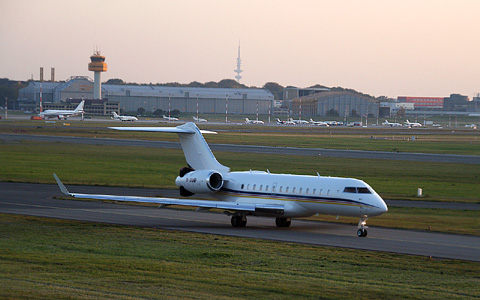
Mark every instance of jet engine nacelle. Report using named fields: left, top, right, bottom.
left=175, top=170, right=223, bottom=195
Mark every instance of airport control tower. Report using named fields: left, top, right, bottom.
left=88, top=51, right=107, bottom=99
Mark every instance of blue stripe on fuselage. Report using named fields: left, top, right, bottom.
left=217, top=187, right=380, bottom=209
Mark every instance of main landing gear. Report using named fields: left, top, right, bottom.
left=357, top=216, right=368, bottom=237
left=230, top=215, right=292, bottom=228
left=231, top=214, right=247, bottom=227
left=275, top=217, right=291, bottom=227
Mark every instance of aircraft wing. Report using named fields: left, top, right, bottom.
left=53, top=174, right=283, bottom=213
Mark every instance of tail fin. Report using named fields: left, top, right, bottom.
left=109, top=122, right=230, bottom=174
left=74, top=100, right=85, bottom=113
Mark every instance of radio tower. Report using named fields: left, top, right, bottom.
left=234, top=41, right=242, bottom=83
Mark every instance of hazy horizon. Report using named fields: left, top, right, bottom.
left=1, top=0, right=479, bottom=98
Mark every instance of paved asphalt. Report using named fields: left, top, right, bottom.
left=2, top=133, right=480, bottom=164
left=1, top=182, right=479, bottom=262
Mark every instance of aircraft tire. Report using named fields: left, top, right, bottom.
left=357, top=229, right=367, bottom=237
left=275, top=217, right=291, bottom=228
left=231, top=215, right=247, bottom=227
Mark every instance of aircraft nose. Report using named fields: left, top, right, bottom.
left=377, top=197, right=388, bottom=214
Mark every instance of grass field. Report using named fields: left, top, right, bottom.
left=1, top=214, right=479, bottom=299
left=1, top=119, right=480, bottom=155
left=1, top=140, right=479, bottom=202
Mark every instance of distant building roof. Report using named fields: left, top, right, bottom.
left=103, top=84, right=273, bottom=100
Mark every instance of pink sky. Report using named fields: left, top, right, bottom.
left=1, top=0, right=479, bottom=98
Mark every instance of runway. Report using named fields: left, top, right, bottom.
left=2, top=133, right=480, bottom=164
left=1, top=182, right=479, bottom=262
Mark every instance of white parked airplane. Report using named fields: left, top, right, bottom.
left=163, top=115, right=179, bottom=121
left=53, top=122, right=387, bottom=237
left=245, top=118, right=264, bottom=125
left=309, top=119, right=329, bottom=127
left=288, top=118, right=309, bottom=125
left=405, top=120, right=422, bottom=128
left=382, top=120, right=403, bottom=127
left=276, top=118, right=295, bottom=125
left=111, top=111, right=138, bottom=122
left=193, top=116, right=208, bottom=123
left=39, top=100, right=85, bottom=120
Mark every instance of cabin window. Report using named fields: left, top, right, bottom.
left=306, top=188, right=309, bottom=195
left=272, top=186, right=275, bottom=193
left=279, top=186, right=283, bottom=193
left=313, top=188, right=316, bottom=194
left=253, top=184, right=256, bottom=191
left=259, top=185, right=263, bottom=191
left=327, top=189, right=330, bottom=195
left=265, top=185, right=269, bottom=192
left=320, top=189, right=323, bottom=195
left=241, top=184, right=244, bottom=190
left=357, top=187, right=372, bottom=194
left=286, top=187, right=289, bottom=193
left=292, top=187, right=296, bottom=193
left=343, top=187, right=357, bottom=193
left=299, top=187, right=303, bottom=194
left=247, top=184, right=250, bottom=190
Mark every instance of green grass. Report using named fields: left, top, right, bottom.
left=2, top=119, right=480, bottom=155
left=1, top=214, right=479, bottom=299
left=1, top=141, right=479, bottom=202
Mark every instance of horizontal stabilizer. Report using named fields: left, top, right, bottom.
left=109, top=126, right=217, bottom=135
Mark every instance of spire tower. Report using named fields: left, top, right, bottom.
left=234, top=41, right=243, bottom=83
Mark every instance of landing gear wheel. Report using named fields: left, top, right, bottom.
left=357, top=229, right=367, bottom=237
left=275, top=217, right=291, bottom=227
left=231, top=215, right=247, bottom=227
left=357, top=216, right=369, bottom=237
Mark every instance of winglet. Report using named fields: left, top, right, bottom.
left=53, top=173, right=70, bottom=195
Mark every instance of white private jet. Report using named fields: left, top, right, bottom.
left=112, top=111, right=138, bottom=122
left=54, top=122, right=388, bottom=237
left=382, top=120, right=403, bottom=127
left=163, top=115, right=179, bottom=121
left=276, top=118, right=295, bottom=125
left=193, top=116, right=208, bottom=123
left=288, top=118, right=309, bottom=125
left=39, top=100, right=85, bottom=120
left=245, top=118, right=264, bottom=125
left=309, top=119, right=329, bottom=127
left=405, top=120, right=422, bottom=128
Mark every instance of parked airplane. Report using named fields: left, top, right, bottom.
left=39, top=100, right=85, bottom=120
left=193, top=116, right=208, bottom=123
left=405, top=120, right=422, bottom=128
left=245, top=118, right=264, bottom=125
left=288, top=118, right=309, bottom=125
left=382, top=120, right=403, bottom=127
left=54, top=122, right=387, bottom=237
left=111, top=111, right=138, bottom=122
left=309, top=119, right=329, bottom=127
left=276, top=118, right=295, bottom=125
left=163, top=115, right=179, bottom=121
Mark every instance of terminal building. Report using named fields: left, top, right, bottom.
left=18, top=76, right=274, bottom=115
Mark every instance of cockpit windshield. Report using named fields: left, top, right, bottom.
left=343, top=187, right=372, bottom=194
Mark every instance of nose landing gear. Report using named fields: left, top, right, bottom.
left=357, top=216, right=368, bottom=237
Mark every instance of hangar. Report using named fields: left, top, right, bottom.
left=289, top=90, right=379, bottom=117
left=19, top=76, right=274, bottom=115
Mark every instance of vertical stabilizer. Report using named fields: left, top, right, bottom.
left=176, top=123, right=230, bottom=174
left=75, top=100, right=85, bottom=113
